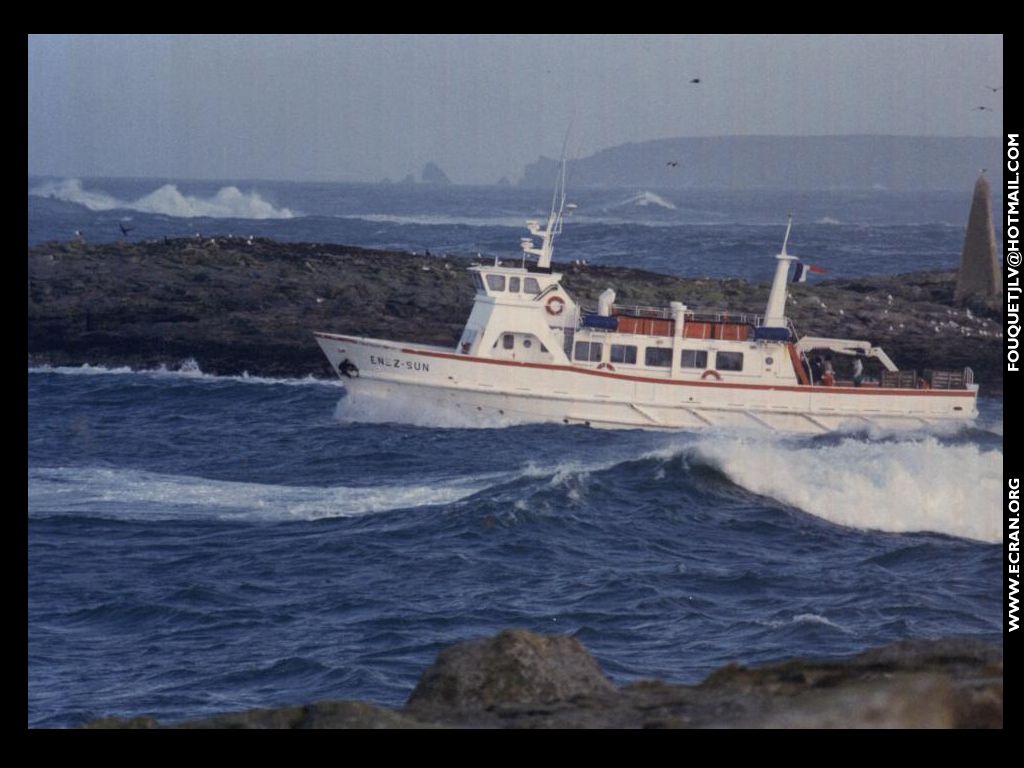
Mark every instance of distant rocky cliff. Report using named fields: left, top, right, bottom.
left=421, top=162, right=452, bottom=185
left=520, top=136, right=1001, bottom=191
left=28, top=237, right=1003, bottom=393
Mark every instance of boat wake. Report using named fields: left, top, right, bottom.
left=30, top=178, right=295, bottom=219
left=333, top=387, right=527, bottom=429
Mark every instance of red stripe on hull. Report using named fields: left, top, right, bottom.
left=314, top=332, right=977, bottom=399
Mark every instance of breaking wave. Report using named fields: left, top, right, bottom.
left=28, top=361, right=1001, bottom=543
left=680, top=433, right=1002, bottom=544
left=612, top=191, right=678, bottom=210
left=28, top=429, right=999, bottom=543
left=30, top=178, right=295, bottom=219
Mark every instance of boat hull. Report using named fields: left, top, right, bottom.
left=315, top=332, right=979, bottom=434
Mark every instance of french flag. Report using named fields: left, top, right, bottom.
left=792, top=262, right=827, bottom=283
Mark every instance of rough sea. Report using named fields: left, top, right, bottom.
left=28, top=177, right=1004, bottom=727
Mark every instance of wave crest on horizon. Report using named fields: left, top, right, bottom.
left=611, top=191, right=678, bottom=211
left=30, top=178, right=296, bottom=220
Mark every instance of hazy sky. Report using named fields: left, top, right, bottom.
left=28, top=34, right=1003, bottom=185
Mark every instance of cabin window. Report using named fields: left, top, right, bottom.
left=574, top=341, right=602, bottom=362
left=472, top=273, right=485, bottom=293
left=716, top=351, right=744, bottom=371
left=486, top=274, right=506, bottom=292
left=610, top=344, right=637, bottom=365
left=680, top=349, right=708, bottom=369
left=540, top=343, right=549, bottom=353
left=503, top=334, right=514, bottom=350
left=509, top=276, right=521, bottom=293
left=523, top=277, right=541, bottom=295
left=645, top=347, right=672, bottom=367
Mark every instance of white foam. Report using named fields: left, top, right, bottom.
left=333, top=387, right=526, bottom=429
left=791, top=613, right=846, bottom=630
left=29, top=359, right=342, bottom=389
left=29, top=362, right=138, bottom=376
left=31, top=178, right=295, bottom=219
left=687, top=433, right=1002, bottom=543
left=613, top=191, right=678, bottom=210
left=759, top=613, right=848, bottom=631
left=817, top=216, right=842, bottom=225
left=28, top=466, right=494, bottom=522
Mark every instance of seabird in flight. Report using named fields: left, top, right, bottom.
left=985, top=85, right=1002, bottom=93
left=666, top=161, right=679, bottom=167
left=118, top=222, right=135, bottom=236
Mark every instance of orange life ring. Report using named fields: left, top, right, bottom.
left=597, top=362, right=616, bottom=372
left=701, top=370, right=722, bottom=381
left=546, top=296, right=566, bottom=316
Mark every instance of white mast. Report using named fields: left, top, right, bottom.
left=521, top=158, right=569, bottom=271
left=762, top=215, right=797, bottom=329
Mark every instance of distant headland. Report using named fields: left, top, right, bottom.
left=519, top=135, right=1001, bottom=191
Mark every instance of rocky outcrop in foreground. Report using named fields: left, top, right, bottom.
left=28, top=238, right=1003, bottom=393
left=84, top=629, right=1002, bottom=729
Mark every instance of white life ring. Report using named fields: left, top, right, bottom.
left=546, top=296, right=566, bottom=316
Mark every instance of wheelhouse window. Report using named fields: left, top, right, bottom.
left=503, top=334, right=514, bottom=350
left=509, top=276, right=521, bottom=293
left=574, top=341, right=602, bottom=362
left=472, top=273, right=485, bottom=293
left=610, top=344, right=637, bottom=365
left=523, top=277, right=541, bottom=295
left=680, top=349, right=708, bottom=368
left=715, top=351, right=744, bottom=371
left=486, top=274, right=506, bottom=292
left=645, top=347, right=672, bottom=367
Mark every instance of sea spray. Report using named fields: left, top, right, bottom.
left=30, top=178, right=295, bottom=219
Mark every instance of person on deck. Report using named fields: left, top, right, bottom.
left=811, top=356, right=824, bottom=384
left=822, top=355, right=836, bottom=386
left=852, top=357, right=864, bottom=387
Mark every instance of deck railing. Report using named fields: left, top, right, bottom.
left=577, top=303, right=799, bottom=340
left=879, top=367, right=974, bottom=390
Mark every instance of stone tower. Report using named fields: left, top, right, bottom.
left=954, top=173, right=1001, bottom=304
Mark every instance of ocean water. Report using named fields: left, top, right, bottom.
left=29, top=176, right=987, bottom=281
left=28, top=178, right=1003, bottom=727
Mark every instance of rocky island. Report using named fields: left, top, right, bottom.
left=28, top=237, right=1002, bottom=394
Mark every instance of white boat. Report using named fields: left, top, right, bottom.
left=315, top=192, right=978, bottom=434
